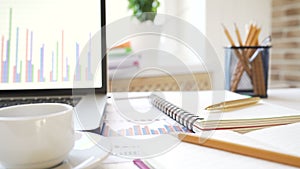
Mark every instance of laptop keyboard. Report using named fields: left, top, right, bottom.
left=0, top=97, right=82, bottom=108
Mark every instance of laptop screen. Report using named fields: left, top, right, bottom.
left=0, top=0, right=105, bottom=91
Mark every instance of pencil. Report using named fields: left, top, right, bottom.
left=251, top=27, right=261, bottom=46
left=177, top=133, right=300, bottom=168
left=244, top=27, right=261, bottom=58
left=245, top=23, right=255, bottom=46
left=222, top=24, right=252, bottom=78
left=222, top=23, right=235, bottom=46
left=234, top=23, right=243, bottom=46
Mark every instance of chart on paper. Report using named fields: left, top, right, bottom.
left=101, top=98, right=192, bottom=137
left=101, top=121, right=191, bottom=137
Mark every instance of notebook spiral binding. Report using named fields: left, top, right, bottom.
left=150, top=94, right=203, bottom=132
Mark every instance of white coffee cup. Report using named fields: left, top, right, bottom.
left=0, top=103, right=75, bottom=169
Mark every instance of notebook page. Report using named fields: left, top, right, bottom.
left=245, top=122, right=300, bottom=156
left=148, top=131, right=298, bottom=169
left=162, top=90, right=246, bottom=113
left=209, top=102, right=300, bottom=120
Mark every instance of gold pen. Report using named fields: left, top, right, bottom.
left=205, top=97, right=260, bottom=111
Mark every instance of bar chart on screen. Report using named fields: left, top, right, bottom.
left=1, top=8, right=93, bottom=83
left=0, top=0, right=100, bottom=89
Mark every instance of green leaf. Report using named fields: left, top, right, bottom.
left=128, top=0, right=160, bottom=22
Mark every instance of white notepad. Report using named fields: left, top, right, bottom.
left=148, top=122, right=300, bottom=169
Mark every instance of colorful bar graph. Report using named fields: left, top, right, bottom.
left=0, top=8, right=96, bottom=84
left=101, top=122, right=191, bottom=137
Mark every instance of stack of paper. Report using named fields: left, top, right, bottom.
left=197, top=102, right=300, bottom=133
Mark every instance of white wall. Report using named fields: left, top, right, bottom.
left=159, top=0, right=206, bottom=34
left=106, top=0, right=129, bottom=24
left=205, top=0, right=272, bottom=66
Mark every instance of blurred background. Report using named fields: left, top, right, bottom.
left=107, top=0, right=300, bottom=91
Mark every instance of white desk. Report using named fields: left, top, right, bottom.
left=263, top=88, right=300, bottom=110
left=100, top=88, right=300, bottom=169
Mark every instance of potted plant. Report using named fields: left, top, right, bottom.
left=128, top=0, right=160, bottom=23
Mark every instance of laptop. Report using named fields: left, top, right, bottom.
left=0, top=0, right=107, bottom=132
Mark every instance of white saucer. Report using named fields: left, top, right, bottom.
left=0, top=132, right=111, bottom=169
left=55, top=131, right=111, bottom=169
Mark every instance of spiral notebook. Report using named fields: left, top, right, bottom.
left=149, top=92, right=300, bottom=133
left=150, top=94, right=203, bottom=132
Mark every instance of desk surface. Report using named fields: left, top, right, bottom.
left=100, top=88, right=300, bottom=169
left=263, top=88, right=300, bottom=110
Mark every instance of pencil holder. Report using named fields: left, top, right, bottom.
left=224, top=46, right=271, bottom=98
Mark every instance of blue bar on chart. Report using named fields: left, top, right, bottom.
left=26, top=30, right=34, bottom=82
left=125, top=128, right=133, bottom=136
left=62, top=30, right=69, bottom=82
left=74, top=42, right=81, bottom=81
left=164, top=125, right=174, bottom=133
left=142, top=126, right=150, bottom=135
left=38, top=44, right=45, bottom=82
left=13, top=27, right=21, bottom=83
left=158, top=128, right=167, bottom=134
left=86, top=33, right=93, bottom=81
left=150, top=129, right=158, bottom=135
left=63, top=57, right=70, bottom=81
